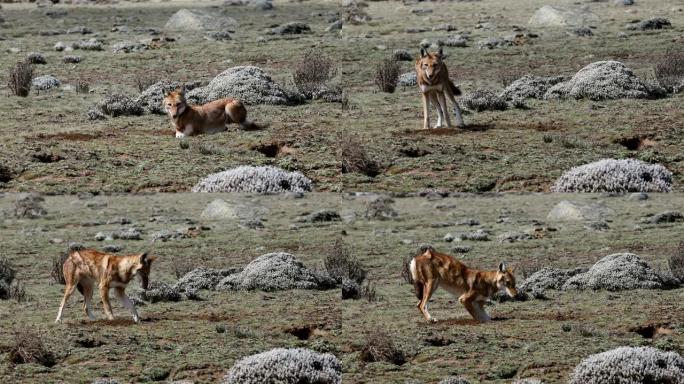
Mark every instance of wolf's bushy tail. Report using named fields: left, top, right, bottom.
left=449, top=80, right=461, bottom=96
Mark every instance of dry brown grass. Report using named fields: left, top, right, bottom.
left=7, top=61, right=33, bottom=97
left=360, top=328, right=405, bottom=365
left=324, top=238, right=366, bottom=284
left=654, top=47, right=684, bottom=93
left=7, top=329, right=57, bottom=367
left=374, top=58, right=399, bottom=93
left=292, top=50, right=336, bottom=95
left=337, top=134, right=380, bottom=177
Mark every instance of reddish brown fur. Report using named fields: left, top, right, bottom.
left=55, top=249, right=157, bottom=323
left=164, top=89, right=264, bottom=138
left=410, top=248, right=516, bottom=323
left=415, top=48, right=465, bottom=129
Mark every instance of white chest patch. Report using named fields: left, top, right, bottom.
left=420, top=84, right=443, bottom=93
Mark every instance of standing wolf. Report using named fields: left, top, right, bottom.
left=55, top=248, right=157, bottom=323
left=415, top=47, right=465, bottom=129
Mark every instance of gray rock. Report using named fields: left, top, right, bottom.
left=547, top=200, right=614, bottom=221
left=205, top=31, right=232, bottom=41
left=271, top=22, right=310, bottom=35
left=67, top=26, right=92, bottom=34
left=628, top=192, right=649, bottom=201
left=456, top=229, right=489, bottom=241
left=393, top=49, right=413, bottom=61
left=498, top=231, right=533, bottom=243
left=585, top=221, right=610, bottom=231
left=14, top=193, right=47, bottom=219
left=529, top=6, right=599, bottom=27
left=26, top=52, right=47, bottom=64
left=113, top=227, right=143, bottom=240
left=627, top=17, right=671, bottom=31
left=451, top=245, right=472, bottom=253
left=32, top=75, right=60, bottom=90
left=63, top=55, right=81, bottom=63
left=614, top=0, right=634, bottom=6
left=644, top=210, right=683, bottom=224
left=164, top=9, right=238, bottom=31
left=397, top=72, right=417, bottom=87
left=54, top=41, right=69, bottom=51
left=74, top=39, right=103, bottom=51
left=102, top=244, right=123, bottom=253
left=342, top=278, right=360, bottom=299
left=570, top=26, right=593, bottom=37
left=443, top=35, right=468, bottom=47
left=112, top=40, right=148, bottom=53
left=477, top=37, right=511, bottom=50
left=252, top=0, right=272, bottom=10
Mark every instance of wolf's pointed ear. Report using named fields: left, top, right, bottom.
left=420, top=48, right=427, bottom=58
left=438, top=47, right=444, bottom=57
left=179, top=85, right=187, bottom=96
left=498, top=262, right=506, bottom=273
left=140, top=252, right=148, bottom=263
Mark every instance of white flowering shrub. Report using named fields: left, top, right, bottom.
left=189, top=66, right=304, bottom=105
left=222, top=348, right=342, bottom=384
left=520, top=267, right=586, bottom=293
left=173, top=267, right=240, bottom=292
left=562, top=253, right=675, bottom=291
left=569, top=346, right=684, bottom=384
left=545, top=61, right=665, bottom=100
left=215, top=252, right=335, bottom=291
left=551, top=159, right=672, bottom=193
left=94, top=94, right=144, bottom=117
left=500, top=75, right=566, bottom=100
left=192, top=166, right=312, bottom=193
left=462, top=88, right=508, bottom=112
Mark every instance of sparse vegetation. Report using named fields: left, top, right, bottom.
left=7, top=330, right=57, bottom=367
left=8, top=61, right=33, bottom=97
left=654, top=48, right=684, bottom=93
left=338, top=134, right=380, bottom=177
left=360, top=328, right=406, bottom=365
left=668, top=241, right=684, bottom=282
left=292, top=50, right=336, bottom=96
left=374, top=58, right=400, bottom=93
left=325, top=238, right=366, bottom=284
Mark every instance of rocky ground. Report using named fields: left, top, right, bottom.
left=0, top=0, right=682, bottom=193
left=0, top=192, right=683, bottom=383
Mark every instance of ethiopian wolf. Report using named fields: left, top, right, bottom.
left=164, top=88, right=264, bottom=138
left=55, top=248, right=157, bottom=323
left=415, top=47, right=465, bottom=129
left=409, top=247, right=517, bottom=323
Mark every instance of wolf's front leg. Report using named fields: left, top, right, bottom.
left=115, top=287, right=139, bottom=323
